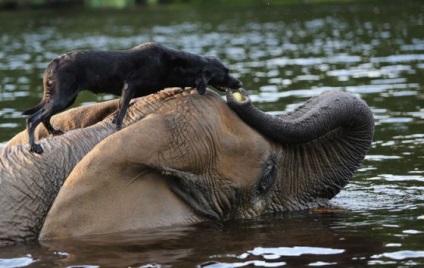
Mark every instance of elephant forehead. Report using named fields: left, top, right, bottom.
left=153, top=91, right=275, bottom=187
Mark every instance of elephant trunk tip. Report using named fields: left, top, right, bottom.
left=226, top=88, right=250, bottom=105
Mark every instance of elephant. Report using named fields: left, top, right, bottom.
left=0, top=87, right=374, bottom=246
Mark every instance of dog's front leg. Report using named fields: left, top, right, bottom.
left=113, top=82, right=135, bottom=130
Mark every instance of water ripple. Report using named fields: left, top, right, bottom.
left=203, top=246, right=345, bottom=267
left=249, top=246, right=345, bottom=257
left=372, top=251, right=424, bottom=261
left=0, top=256, right=35, bottom=267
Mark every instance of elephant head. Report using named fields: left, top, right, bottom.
left=0, top=87, right=374, bottom=244
left=226, top=88, right=374, bottom=212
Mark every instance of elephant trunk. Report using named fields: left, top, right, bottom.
left=226, top=89, right=374, bottom=146
left=227, top=89, right=375, bottom=209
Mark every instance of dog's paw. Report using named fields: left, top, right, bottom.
left=196, top=87, right=206, bottom=95
left=30, top=143, right=44, bottom=154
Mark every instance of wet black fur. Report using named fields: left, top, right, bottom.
left=22, top=42, right=242, bottom=154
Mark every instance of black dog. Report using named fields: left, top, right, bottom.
left=22, top=42, right=242, bottom=154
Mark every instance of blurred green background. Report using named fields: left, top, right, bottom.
left=0, top=0, right=383, bottom=9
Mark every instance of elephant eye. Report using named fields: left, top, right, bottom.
left=257, top=155, right=277, bottom=195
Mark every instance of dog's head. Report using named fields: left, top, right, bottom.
left=195, top=56, right=242, bottom=95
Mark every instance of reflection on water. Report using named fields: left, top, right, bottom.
left=0, top=214, right=389, bottom=267
left=2, top=210, right=421, bottom=266
left=1, top=0, right=424, bottom=266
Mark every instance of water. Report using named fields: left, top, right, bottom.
left=1, top=0, right=424, bottom=266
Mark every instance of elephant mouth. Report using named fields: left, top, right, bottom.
left=213, top=85, right=230, bottom=92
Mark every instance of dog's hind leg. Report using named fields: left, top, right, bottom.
left=113, top=82, right=135, bottom=130
left=43, top=117, right=63, bottom=136
left=41, top=95, right=77, bottom=136
left=26, top=102, right=58, bottom=154
left=26, top=111, right=45, bottom=154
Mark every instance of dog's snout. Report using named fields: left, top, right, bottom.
left=235, top=80, right=243, bottom=88
left=229, top=76, right=242, bottom=89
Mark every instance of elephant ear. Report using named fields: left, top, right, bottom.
left=227, top=89, right=375, bottom=210
left=39, top=113, right=194, bottom=240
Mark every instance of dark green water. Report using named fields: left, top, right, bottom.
left=1, top=1, right=424, bottom=267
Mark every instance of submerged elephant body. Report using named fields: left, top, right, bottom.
left=0, top=87, right=374, bottom=245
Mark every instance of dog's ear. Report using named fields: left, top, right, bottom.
left=195, top=71, right=211, bottom=95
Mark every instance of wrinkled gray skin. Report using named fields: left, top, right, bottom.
left=0, top=87, right=374, bottom=246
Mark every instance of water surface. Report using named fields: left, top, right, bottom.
left=0, top=0, right=423, bottom=266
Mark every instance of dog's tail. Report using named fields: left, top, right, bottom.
left=22, top=100, right=45, bottom=116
